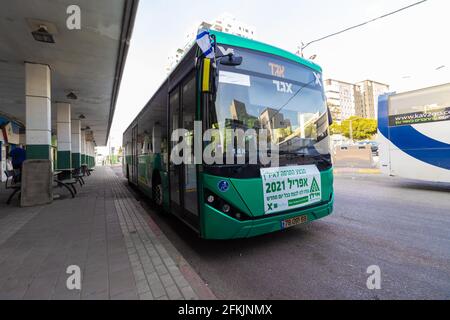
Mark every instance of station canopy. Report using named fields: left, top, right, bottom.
left=0, top=0, right=139, bottom=145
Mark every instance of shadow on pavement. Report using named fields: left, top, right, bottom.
left=392, top=179, right=450, bottom=193
left=119, top=174, right=314, bottom=260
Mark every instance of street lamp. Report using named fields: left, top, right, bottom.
left=400, top=65, right=446, bottom=83
left=349, top=119, right=354, bottom=143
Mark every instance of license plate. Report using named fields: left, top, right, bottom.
left=281, top=215, right=308, bottom=229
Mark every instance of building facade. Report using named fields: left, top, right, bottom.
left=166, top=13, right=256, bottom=73
left=325, top=79, right=389, bottom=121
left=324, top=79, right=356, bottom=122
left=354, top=80, right=390, bottom=119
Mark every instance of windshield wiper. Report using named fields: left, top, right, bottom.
left=279, top=150, right=330, bottom=158
left=279, top=150, right=307, bottom=157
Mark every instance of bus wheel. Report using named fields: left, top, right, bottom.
left=153, top=183, right=163, bottom=207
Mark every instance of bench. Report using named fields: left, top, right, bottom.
left=81, top=165, right=95, bottom=176
left=53, top=171, right=78, bottom=198
left=54, top=178, right=78, bottom=198
left=72, top=168, right=85, bottom=187
left=4, top=170, right=21, bottom=205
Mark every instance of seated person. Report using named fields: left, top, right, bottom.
left=9, top=145, right=26, bottom=182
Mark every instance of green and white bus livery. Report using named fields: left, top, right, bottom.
left=123, top=31, right=334, bottom=239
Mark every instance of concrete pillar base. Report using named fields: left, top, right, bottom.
left=20, top=160, right=53, bottom=207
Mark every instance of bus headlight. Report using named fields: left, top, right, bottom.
left=204, top=189, right=250, bottom=221
left=207, top=195, right=215, bottom=204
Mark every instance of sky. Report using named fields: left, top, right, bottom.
left=105, top=0, right=450, bottom=150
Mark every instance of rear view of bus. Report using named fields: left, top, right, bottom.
left=378, top=83, right=450, bottom=183
left=200, top=32, right=334, bottom=239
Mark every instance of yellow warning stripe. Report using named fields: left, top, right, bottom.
left=202, top=58, right=211, bottom=92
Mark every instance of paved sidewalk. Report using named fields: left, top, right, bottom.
left=0, top=166, right=213, bottom=300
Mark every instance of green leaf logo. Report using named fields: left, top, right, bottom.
left=310, top=177, right=320, bottom=193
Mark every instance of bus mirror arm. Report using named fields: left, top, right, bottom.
left=327, top=106, right=333, bottom=126
left=209, top=35, right=243, bottom=66
left=217, top=53, right=243, bottom=66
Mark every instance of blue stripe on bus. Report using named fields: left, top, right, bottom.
left=390, top=126, right=450, bottom=170
left=378, top=94, right=390, bottom=138
left=378, top=93, right=450, bottom=170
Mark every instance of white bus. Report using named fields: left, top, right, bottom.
left=378, top=83, right=450, bottom=183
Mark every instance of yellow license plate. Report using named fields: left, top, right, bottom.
left=281, top=215, right=308, bottom=229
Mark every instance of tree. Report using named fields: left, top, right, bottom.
left=339, top=116, right=378, bottom=140
left=329, top=122, right=342, bottom=135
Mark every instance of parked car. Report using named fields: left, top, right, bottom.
left=357, top=140, right=379, bottom=155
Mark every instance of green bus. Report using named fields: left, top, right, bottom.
left=123, top=31, right=334, bottom=239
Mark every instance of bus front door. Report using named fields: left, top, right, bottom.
left=169, top=72, right=199, bottom=230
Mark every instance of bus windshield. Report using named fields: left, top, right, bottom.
left=210, top=46, right=330, bottom=158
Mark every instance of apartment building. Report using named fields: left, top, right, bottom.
left=354, top=80, right=390, bottom=119
left=324, top=79, right=356, bottom=122
left=325, top=79, right=390, bottom=121
left=166, top=13, right=256, bottom=73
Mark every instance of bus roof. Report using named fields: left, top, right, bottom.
left=210, top=30, right=322, bottom=73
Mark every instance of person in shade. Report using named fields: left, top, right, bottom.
left=9, top=145, right=26, bottom=182
left=10, top=145, right=26, bottom=170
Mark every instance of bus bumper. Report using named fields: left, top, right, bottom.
left=201, top=195, right=334, bottom=240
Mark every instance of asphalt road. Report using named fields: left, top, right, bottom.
left=116, top=167, right=450, bottom=300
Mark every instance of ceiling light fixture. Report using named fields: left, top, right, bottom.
left=78, top=114, right=86, bottom=119
left=31, top=25, right=55, bottom=43
left=67, top=92, right=78, bottom=100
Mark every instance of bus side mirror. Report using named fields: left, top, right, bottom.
left=219, top=54, right=243, bottom=66
left=327, top=107, right=333, bottom=125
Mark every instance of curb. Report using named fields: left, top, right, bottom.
left=334, top=168, right=381, bottom=175
left=139, top=201, right=217, bottom=300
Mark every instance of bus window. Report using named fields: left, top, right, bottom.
left=388, top=83, right=450, bottom=126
